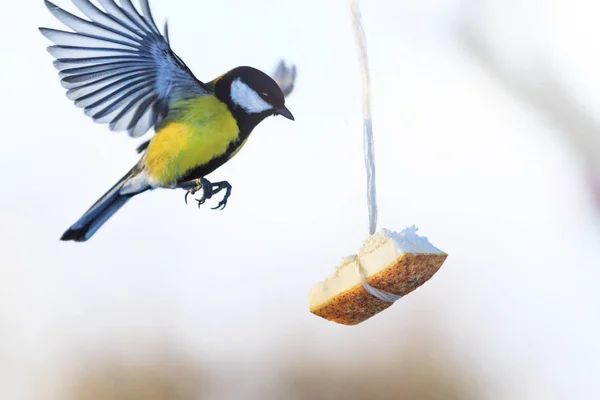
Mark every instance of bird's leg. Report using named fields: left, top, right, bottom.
left=179, top=177, right=213, bottom=206
left=195, top=177, right=214, bottom=207
left=181, top=179, right=201, bottom=205
left=209, top=181, right=232, bottom=210
left=177, top=178, right=231, bottom=210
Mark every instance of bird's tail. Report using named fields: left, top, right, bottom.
left=61, top=165, right=149, bottom=242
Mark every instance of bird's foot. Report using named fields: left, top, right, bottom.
left=182, top=177, right=213, bottom=206
left=179, top=178, right=231, bottom=210
left=209, top=181, right=232, bottom=210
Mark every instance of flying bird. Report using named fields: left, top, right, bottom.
left=39, top=0, right=296, bottom=242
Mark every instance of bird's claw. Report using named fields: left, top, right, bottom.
left=196, top=197, right=207, bottom=207
left=211, top=200, right=227, bottom=210
left=183, top=177, right=213, bottom=206
left=180, top=178, right=232, bottom=210
left=209, top=181, right=232, bottom=211
left=195, top=177, right=213, bottom=207
left=184, top=189, right=195, bottom=205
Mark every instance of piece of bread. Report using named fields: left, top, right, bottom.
left=309, top=226, right=447, bottom=325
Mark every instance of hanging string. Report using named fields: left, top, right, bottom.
left=349, top=1, right=401, bottom=303
left=355, top=257, right=402, bottom=303
left=350, top=0, right=378, bottom=236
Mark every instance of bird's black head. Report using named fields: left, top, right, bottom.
left=214, top=66, right=294, bottom=132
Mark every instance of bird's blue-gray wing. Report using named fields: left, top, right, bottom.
left=271, top=60, right=297, bottom=98
left=39, top=0, right=209, bottom=138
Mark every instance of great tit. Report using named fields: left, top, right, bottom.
left=39, top=0, right=295, bottom=242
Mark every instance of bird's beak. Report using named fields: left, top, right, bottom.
left=276, top=106, right=295, bottom=121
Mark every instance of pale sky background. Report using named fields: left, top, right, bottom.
left=1, top=0, right=600, bottom=399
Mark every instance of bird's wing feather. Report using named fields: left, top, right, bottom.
left=271, top=60, right=297, bottom=97
left=40, top=0, right=209, bottom=138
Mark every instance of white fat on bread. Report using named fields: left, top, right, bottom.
left=309, top=226, right=448, bottom=325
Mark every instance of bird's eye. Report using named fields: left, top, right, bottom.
left=261, top=92, right=269, bottom=97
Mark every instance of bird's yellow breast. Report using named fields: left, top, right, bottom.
left=144, top=96, right=239, bottom=185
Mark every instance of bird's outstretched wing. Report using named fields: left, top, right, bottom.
left=271, top=60, right=297, bottom=98
left=39, top=0, right=209, bottom=138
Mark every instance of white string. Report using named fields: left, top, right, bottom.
left=350, top=0, right=377, bottom=236
left=350, top=1, right=401, bottom=303
left=355, top=258, right=402, bottom=302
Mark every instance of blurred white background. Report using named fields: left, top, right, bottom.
left=1, top=0, right=599, bottom=399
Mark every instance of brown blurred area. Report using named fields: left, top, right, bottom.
left=279, top=331, right=480, bottom=400
left=59, top=350, right=208, bottom=400
left=51, top=317, right=482, bottom=400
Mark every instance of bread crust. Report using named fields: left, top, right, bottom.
left=310, top=253, right=448, bottom=325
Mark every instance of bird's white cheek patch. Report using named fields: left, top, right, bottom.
left=230, top=78, right=272, bottom=114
